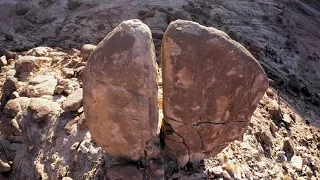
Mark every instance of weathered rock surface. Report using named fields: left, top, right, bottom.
left=62, top=88, right=83, bottom=112
left=0, top=76, right=20, bottom=110
left=26, top=47, right=54, bottom=57
left=0, top=55, right=7, bottom=67
left=80, top=44, right=96, bottom=61
left=29, top=98, right=60, bottom=122
left=83, top=20, right=158, bottom=161
left=161, top=20, right=269, bottom=166
left=21, top=75, right=57, bottom=98
left=14, top=56, right=52, bottom=79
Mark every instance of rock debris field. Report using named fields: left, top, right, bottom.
left=0, top=0, right=320, bottom=180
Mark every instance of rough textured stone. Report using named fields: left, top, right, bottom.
left=283, top=137, right=295, bottom=158
left=14, top=56, right=52, bottom=79
left=15, top=1, right=30, bottom=15
left=62, top=88, right=83, bottom=112
left=83, top=19, right=158, bottom=161
left=67, top=0, right=83, bottom=10
left=0, top=159, right=11, bottom=172
left=80, top=44, right=96, bottom=61
left=0, top=55, right=7, bottom=67
left=161, top=20, right=268, bottom=166
left=21, top=75, right=57, bottom=98
left=26, top=47, right=53, bottom=57
left=29, top=98, right=60, bottom=122
left=61, top=67, right=74, bottom=79
left=291, top=156, right=303, bottom=171
left=0, top=76, right=20, bottom=110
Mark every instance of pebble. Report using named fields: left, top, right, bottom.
left=209, top=166, right=223, bottom=176
left=222, top=170, right=232, bottom=179
left=291, top=155, right=303, bottom=171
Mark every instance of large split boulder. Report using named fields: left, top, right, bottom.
left=83, top=20, right=158, bottom=161
left=161, top=20, right=268, bottom=166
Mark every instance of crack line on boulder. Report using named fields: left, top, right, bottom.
left=166, top=116, right=245, bottom=127
left=164, top=127, right=190, bottom=155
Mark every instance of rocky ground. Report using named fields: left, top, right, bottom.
left=0, top=0, right=319, bottom=180
left=0, top=45, right=319, bottom=180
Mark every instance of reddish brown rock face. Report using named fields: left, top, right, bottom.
left=161, top=20, right=269, bottom=166
left=83, top=20, right=158, bottom=161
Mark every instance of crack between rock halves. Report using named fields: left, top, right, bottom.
left=165, top=116, right=245, bottom=127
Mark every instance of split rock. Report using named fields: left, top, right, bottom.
left=161, top=20, right=268, bottom=165
left=83, top=20, right=158, bottom=161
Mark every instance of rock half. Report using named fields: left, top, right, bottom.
left=83, top=19, right=158, bottom=161
left=161, top=20, right=268, bottom=166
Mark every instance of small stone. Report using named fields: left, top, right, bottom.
left=80, top=44, right=96, bottom=61
left=291, top=156, right=303, bottom=171
left=78, top=116, right=87, bottom=129
left=15, top=2, right=30, bottom=15
left=26, top=47, right=53, bottom=57
left=62, top=88, right=83, bottom=112
left=0, top=48, right=17, bottom=60
left=63, top=79, right=80, bottom=95
left=260, top=130, right=273, bottom=147
left=15, top=56, right=52, bottom=79
left=306, top=135, right=313, bottom=141
left=9, top=91, right=20, bottom=99
left=276, top=151, right=287, bottom=162
left=3, top=76, right=19, bottom=95
left=67, top=48, right=80, bottom=56
left=55, top=85, right=65, bottom=94
left=62, top=177, right=73, bottom=180
left=222, top=170, right=232, bottom=180
left=70, top=142, right=80, bottom=153
left=290, top=113, right=296, bottom=122
left=67, top=0, right=83, bottom=10
left=0, top=55, right=7, bottom=67
left=283, top=114, right=292, bottom=124
left=269, top=121, right=278, bottom=135
left=283, top=137, right=295, bottom=158
left=288, top=74, right=301, bottom=92
left=62, top=67, right=74, bottom=79
left=266, top=88, right=276, bottom=97
left=0, top=160, right=11, bottom=172
left=5, top=34, right=13, bottom=41
left=21, top=75, right=57, bottom=98
left=302, top=165, right=313, bottom=176
left=209, top=166, right=223, bottom=176
left=29, top=98, right=61, bottom=122
left=267, top=100, right=282, bottom=121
